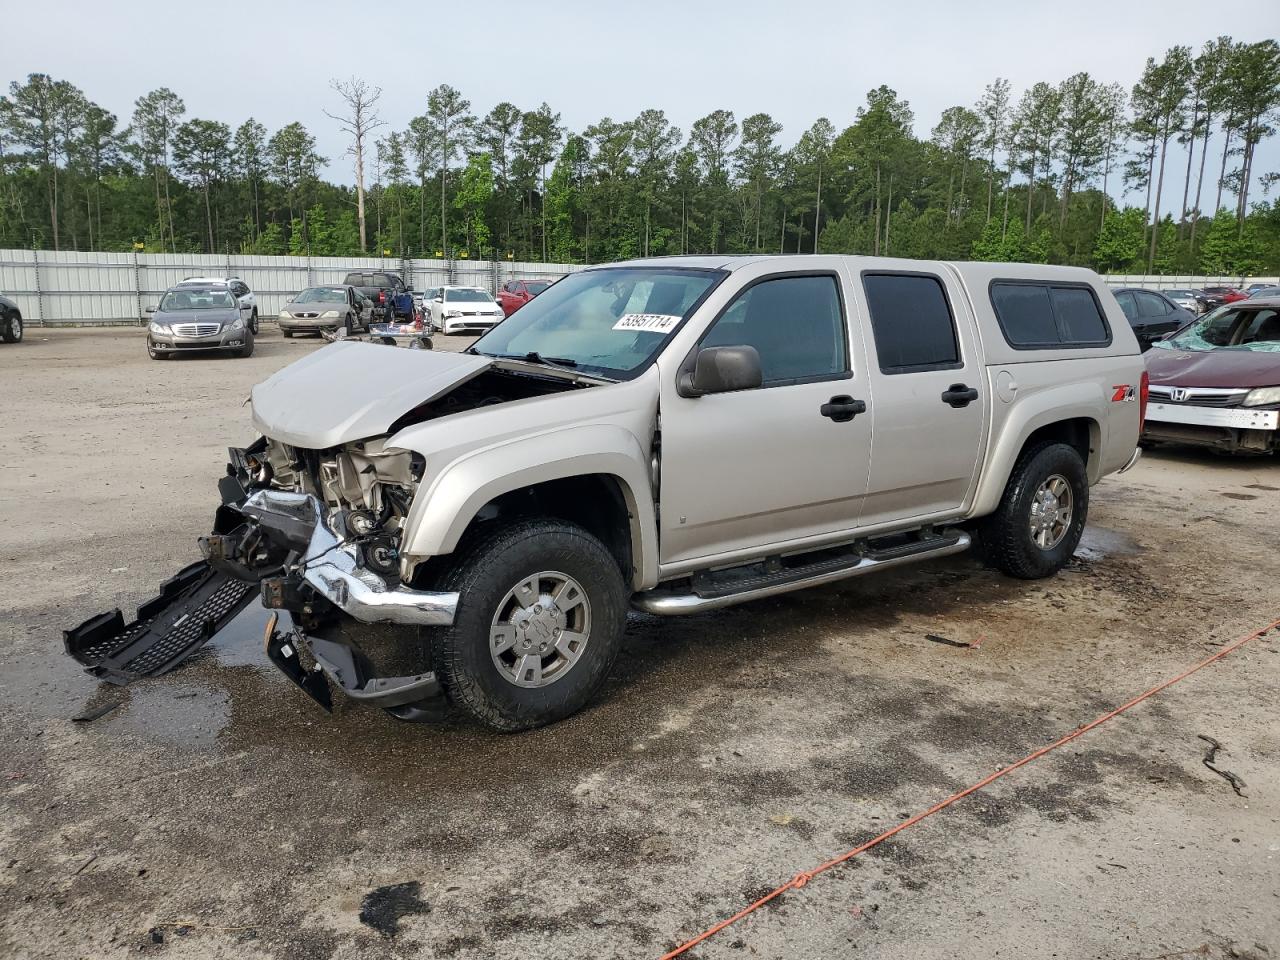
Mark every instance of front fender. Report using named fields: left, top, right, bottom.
left=399, top=423, right=659, bottom=590
left=971, top=381, right=1107, bottom=518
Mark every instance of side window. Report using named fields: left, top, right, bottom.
left=991, top=282, right=1110, bottom=348
left=1050, top=287, right=1108, bottom=342
left=700, top=274, right=846, bottom=386
left=1135, top=291, right=1169, bottom=318
left=1114, top=291, right=1138, bottom=322
left=863, top=273, right=960, bottom=373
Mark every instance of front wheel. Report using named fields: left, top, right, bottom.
left=432, top=519, right=628, bottom=731
left=281, top=328, right=293, bottom=339
left=250, top=309, right=259, bottom=334
left=977, top=442, right=1088, bottom=580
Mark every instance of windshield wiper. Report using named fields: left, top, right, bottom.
left=494, top=351, right=578, bottom=368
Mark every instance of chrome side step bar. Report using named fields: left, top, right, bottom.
left=632, top=529, right=972, bottom=616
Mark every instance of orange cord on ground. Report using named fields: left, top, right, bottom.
left=659, top=617, right=1280, bottom=960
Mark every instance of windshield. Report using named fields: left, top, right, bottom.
left=160, top=289, right=236, bottom=311
left=526, top=281, right=551, bottom=294
left=1154, top=306, right=1280, bottom=353
left=296, top=287, right=348, bottom=303
left=473, top=267, right=723, bottom=378
left=446, top=289, right=492, bottom=302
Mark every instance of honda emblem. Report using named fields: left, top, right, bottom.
left=1170, top=388, right=1189, bottom=402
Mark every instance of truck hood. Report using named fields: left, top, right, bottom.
left=251, top=340, right=491, bottom=448
left=1144, top=345, right=1280, bottom=389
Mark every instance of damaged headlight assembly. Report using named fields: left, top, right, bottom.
left=1242, top=386, right=1280, bottom=407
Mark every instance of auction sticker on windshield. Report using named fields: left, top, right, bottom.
left=613, top=313, right=682, bottom=334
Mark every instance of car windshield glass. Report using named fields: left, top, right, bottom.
left=472, top=267, right=722, bottom=378
left=526, top=281, right=550, bottom=294
left=160, top=290, right=235, bottom=310
left=1155, top=306, right=1280, bottom=353
left=296, top=287, right=347, bottom=303
left=446, top=289, right=491, bottom=302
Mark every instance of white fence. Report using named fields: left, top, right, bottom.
left=0, top=249, right=585, bottom=325
left=1, top=248, right=1276, bottom=325
left=1101, top=274, right=1277, bottom=290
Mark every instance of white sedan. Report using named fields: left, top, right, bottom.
left=427, top=286, right=505, bottom=334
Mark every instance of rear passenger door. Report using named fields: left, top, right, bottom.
left=855, top=270, right=986, bottom=526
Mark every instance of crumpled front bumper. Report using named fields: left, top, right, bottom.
left=230, top=489, right=458, bottom=627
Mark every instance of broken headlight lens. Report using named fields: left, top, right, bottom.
left=1242, top=386, right=1280, bottom=407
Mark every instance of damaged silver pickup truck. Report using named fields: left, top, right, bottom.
left=66, top=256, right=1146, bottom=730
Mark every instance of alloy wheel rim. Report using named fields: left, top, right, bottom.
left=1029, top=474, right=1073, bottom=550
left=489, top=571, right=591, bottom=688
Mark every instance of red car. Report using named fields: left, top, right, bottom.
left=496, top=278, right=554, bottom=316
left=1201, top=285, right=1248, bottom=305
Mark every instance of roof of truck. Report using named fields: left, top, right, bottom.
left=607, top=254, right=1104, bottom=283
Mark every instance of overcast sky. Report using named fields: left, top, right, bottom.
left=7, top=0, right=1279, bottom=209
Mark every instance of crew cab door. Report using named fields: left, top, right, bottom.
left=852, top=267, right=986, bottom=526
left=657, top=266, right=873, bottom=568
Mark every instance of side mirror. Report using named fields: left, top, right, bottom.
left=434, top=295, right=443, bottom=303
left=678, top=345, right=763, bottom=397
left=146, top=305, right=158, bottom=313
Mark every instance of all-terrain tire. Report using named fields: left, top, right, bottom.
left=431, top=518, right=628, bottom=732
left=977, top=442, right=1088, bottom=580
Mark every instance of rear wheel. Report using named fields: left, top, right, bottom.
left=432, top=519, right=628, bottom=731
left=977, top=442, right=1088, bottom=579
left=1, top=310, right=21, bottom=343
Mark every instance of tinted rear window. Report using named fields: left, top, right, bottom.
left=990, top=282, right=1110, bottom=348
left=863, top=273, right=960, bottom=372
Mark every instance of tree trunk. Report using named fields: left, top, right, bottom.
left=204, top=183, right=214, bottom=252
left=873, top=164, right=881, bottom=256
left=541, top=163, right=548, bottom=262
left=355, top=134, right=367, bottom=253
left=1177, top=104, right=1198, bottom=240
left=1213, top=122, right=1234, bottom=219
left=1100, top=142, right=1112, bottom=232
left=1147, top=126, right=1171, bottom=274
left=440, top=123, right=449, bottom=258
left=1024, top=152, right=1035, bottom=232
left=884, top=174, right=894, bottom=255
left=813, top=163, right=822, bottom=254
left=1236, top=118, right=1255, bottom=236
left=163, top=168, right=175, bottom=253
left=985, top=142, right=996, bottom=223
left=49, top=164, right=60, bottom=250
left=1190, top=110, right=1212, bottom=247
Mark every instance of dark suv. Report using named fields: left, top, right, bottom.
left=343, top=271, right=410, bottom=321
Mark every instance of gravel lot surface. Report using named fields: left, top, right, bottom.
left=2, top=328, right=1278, bottom=960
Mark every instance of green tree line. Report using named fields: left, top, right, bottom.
left=2, top=36, right=1278, bottom=274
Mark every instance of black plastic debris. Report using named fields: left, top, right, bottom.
left=64, top=561, right=255, bottom=684
left=926, top=633, right=972, bottom=648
